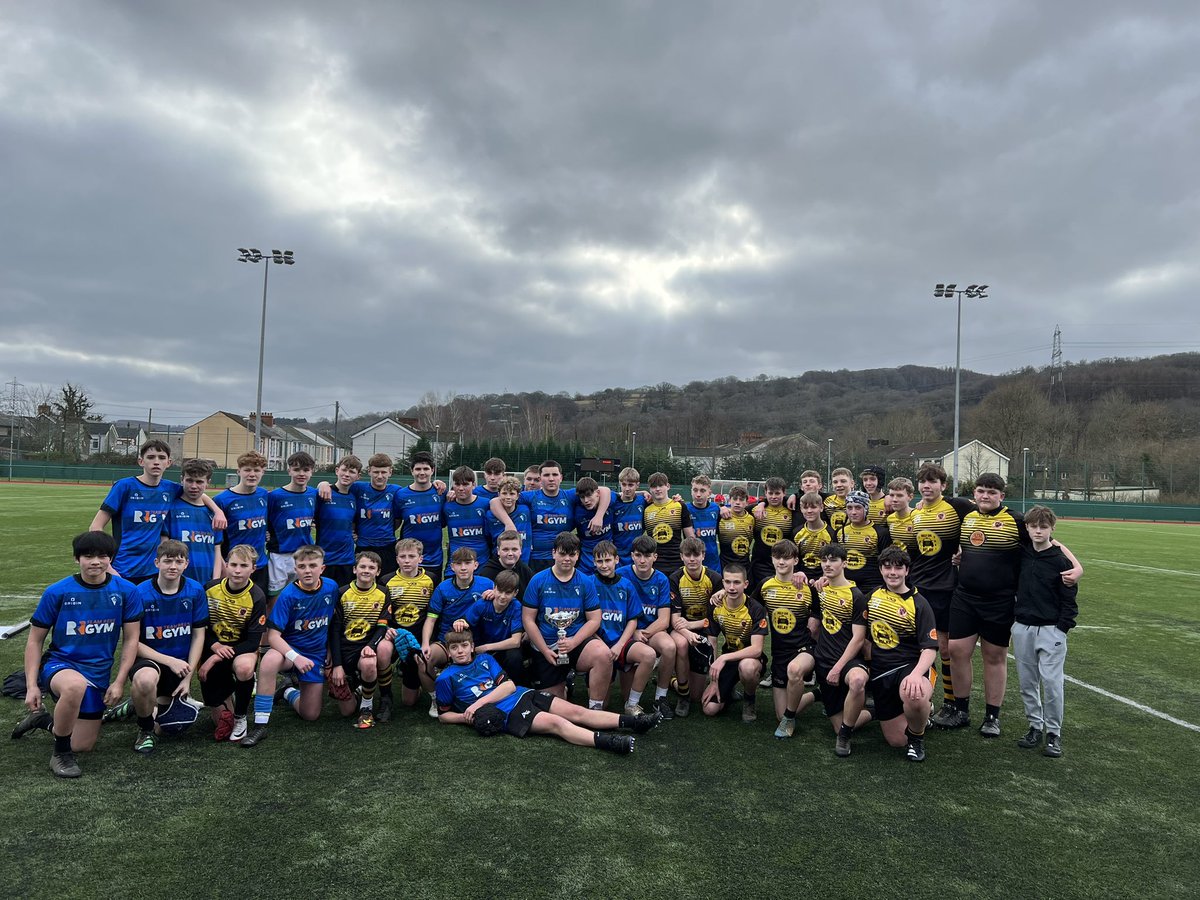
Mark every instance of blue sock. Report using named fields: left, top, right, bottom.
left=283, top=687, right=301, bottom=709
left=253, top=693, right=273, bottom=725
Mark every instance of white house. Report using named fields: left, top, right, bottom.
left=352, top=418, right=422, bottom=463
left=884, top=439, right=1011, bottom=482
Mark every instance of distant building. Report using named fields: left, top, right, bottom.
left=352, top=418, right=423, bottom=463
left=884, top=439, right=1011, bottom=482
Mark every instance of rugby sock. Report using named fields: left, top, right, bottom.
left=253, top=693, right=273, bottom=725
left=53, top=731, right=72, bottom=754
left=906, top=726, right=926, bottom=739
left=838, top=722, right=854, bottom=738
left=378, top=663, right=394, bottom=695
left=361, top=677, right=377, bottom=704
left=588, top=699, right=603, bottom=710
left=283, top=687, right=301, bottom=709
left=654, top=686, right=668, bottom=700
left=233, top=678, right=254, bottom=716
left=958, top=698, right=970, bottom=717
left=784, top=709, right=797, bottom=719
left=941, top=659, right=955, bottom=706
left=617, top=715, right=636, bottom=729
left=674, top=680, right=689, bottom=694
left=628, top=689, right=643, bottom=707
left=744, top=691, right=757, bottom=704
left=137, top=715, right=155, bottom=733
left=986, top=704, right=1000, bottom=720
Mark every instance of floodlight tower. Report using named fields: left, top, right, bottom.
left=933, top=282, right=988, bottom=495
left=237, top=248, right=296, bottom=449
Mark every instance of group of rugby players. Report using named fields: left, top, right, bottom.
left=13, top=439, right=1082, bottom=778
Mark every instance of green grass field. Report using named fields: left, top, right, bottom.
left=0, top=483, right=1197, bottom=899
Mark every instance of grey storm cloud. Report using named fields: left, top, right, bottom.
left=1, top=1, right=1197, bottom=426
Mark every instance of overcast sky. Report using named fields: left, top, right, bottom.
left=2, top=1, right=1197, bottom=427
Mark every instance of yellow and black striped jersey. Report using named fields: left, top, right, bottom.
left=793, top=522, right=835, bottom=578
left=717, top=512, right=755, bottom=566
left=909, top=497, right=975, bottom=594
left=751, top=505, right=794, bottom=566
left=385, top=568, right=435, bottom=634
left=865, top=587, right=937, bottom=674
left=810, top=583, right=867, bottom=671
left=886, top=508, right=918, bottom=553
left=705, top=597, right=768, bottom=653
left=758, top=576, right=814, bottom=651
left=823, top=494, right=848, bottom=532
left=644, top=500, right=692, bottom=571
left=669, top=566, right=722, bottom=622
left=203, top=578, right=267, bottom=654
left=867, top=496, right=887, bottom=525
left=958, top=506, right=1024, bottom=596
left=836, top=522, right=891, bottom=592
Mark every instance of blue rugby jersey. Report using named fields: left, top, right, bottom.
left=315, top=485, right=357, bottom=565
left=435, top=653, right=524, bottom=718
left=521, top=567, right=600, bottom=645
left=610, top=493, right=647, bottom=564
left=32, top=574, right=143, bottom=687
left=350, top=481, right=401, bottom=546
left=617, top=565, right=672, bottom=629
left=593, top=572, right=640, bottom=646
left=168, top=499, right=223, bottom=583
left=101, top=476, right=181, bottom=578
left=133, top=577, right=210, bottom=661
left=214, top=487, right=270, bottom=569
left=518, top=488, right=577, bottom=562
left=486, top=505, right=532, bottom=563
left=443, top=495, right=491, bottom=575
left=572, top=500, right=613, bottom=575
left=429, top=576, right=495, bottom=641
left=460, top=597, right=523, bottom=645
left=267, top=577, right=338, bottom=656
left=393, top=484, right=445, bottom=571
left=267, top=486, right=317, bottom=553
left=686, top=500, right=723, bottom=572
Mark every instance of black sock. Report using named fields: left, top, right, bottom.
left=958, top=697, right=970, bottom=716
left=986, top=704, right=1000, bottom=720
left=744, top=691, right=757, bottom=703
left=618, top=714, right=635, bottom=729
left=233, top=678, right=254, bottom=716
left=784, top=709, right=796, bottom=719
left=54, top=732, right=72, bottom=754
left=137, top=715, right=154, bottom=732
left=592, top=731, right=605, bottom=748
left=906, top=726, right=925, bottom=739
left=838, top=722, right=854, bottom=738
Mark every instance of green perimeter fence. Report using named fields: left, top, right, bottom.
left=2, top=462, right=1198, bottom=522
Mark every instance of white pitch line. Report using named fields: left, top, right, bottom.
left=1008, top=654, right=1200, bottom=733
left=1090, top=559, right=1200, bottom=579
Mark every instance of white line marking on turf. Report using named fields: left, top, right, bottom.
left=1007, top=654, right=1200, bottom=733
left=1090, top=559, right=1200, bottom=578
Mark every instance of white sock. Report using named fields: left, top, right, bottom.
left=655, top=686, right=668, bottom=700
left=628, top=690, right=642, bottom=706
left=588, top=699, right=603, bottom=710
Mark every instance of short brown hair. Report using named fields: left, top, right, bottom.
left=445, top=629, right=474, bottom=647
left=495, top=530, right=522, bottom=547
left=451, top=466, right=476, bottom=485
left=226, top=544, right=258, bottom=565
left=680, top=537, right=705, bottom=556
left=887, top=477, right=914, bottom=495
left=799, top=491, right=823, bottom=508
left=337, top=455, right=362, bottom=472
left=648, top=472, right=669, bottom=488
left=483, top=457, right=506, bottom=475
left=181, top=458, right=213, bottom=479
left=450, top=547, right=477, bottom=563
left=729, top=486, right=748, bottom=500
left=831, top=467, right=853, bottom=480
left=1024, top=505, right=1057, bottom=529
left=771, top=539, right=798, bottom=560
left=499, top=477, right=521, bottom=493
left=917, top=463, right=947, bottom=485
left=287, top=451, right=316, bottom=470
left=294, top=546, right=326, bottom=563
left=156, top=539, right=189, bottom=560
left=576, top=477, right=598, bottom=496
left=493, top=570, right=520, bottom=595
left=237, top=451, right=268, bottom=469
left=355, top=550, right=382, bottom=570
left=367, top=453, right=393, bottom=470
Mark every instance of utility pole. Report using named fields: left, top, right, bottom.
left=333, top=401, right=340, bottom=455
left=6, top=377, right=22, bottom=480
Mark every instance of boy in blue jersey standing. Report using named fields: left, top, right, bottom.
left=686, top=475, right=722, bottom=573
left=316, top=455, right=361, bottom=587
left=240, top=546, right=337, bottom=747
left=90, top=439, right=226, bottom=584
left=15, top=532, right=143, bottom=778
left=266, top=451, right=318, bottom=596
left=347, top=453, right=404, bottom=579
left=486, top=478, right=532, bottom=564
left=215, top=451, right=271, bottom=596
left=610, top=467, right=648, bottom=566
left=443, top=466, right=492, bottom=575
left=168, top=458, right=224, bottom=584
left=108, top=540, right=209, bottom=754
left=476, top=457, right=507, bottom=502
left=573, top=477, right=613, bottom=575
left=391, top=451, right=446, bottom=583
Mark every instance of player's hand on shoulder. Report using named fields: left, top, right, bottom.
left=434, top=480, right=447, bottom=495
left=317, top=481, right=333, bottom=500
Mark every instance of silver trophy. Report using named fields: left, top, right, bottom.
left=545, top=610, right=579, bottom=665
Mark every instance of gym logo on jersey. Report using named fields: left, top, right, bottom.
left=67, top=618, right=116, bottom=635
left=296, top=614, right=331, bottom=632
left=179, top=530, right=216, bottom=545
left=239, top=517, right=266, bottom=531
left=285, top=517, right=314, bottom=530
left=146, top=623, right=191, bottom=641
left=133, top=510, right=167, bottom=523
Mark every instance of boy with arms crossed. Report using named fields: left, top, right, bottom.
left=701, top=563, right=768, bottom=723
left=241, top=546, right=337, bottom=747
left=168, top=458, right=224, bottom=584
left=864, top=546, right=938, bottom=762
left=198, top=544, right=266, bottom=743
left=16, top=532, right=142, bottom=778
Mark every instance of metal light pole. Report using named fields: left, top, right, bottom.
left=826, top=438, right=833, bottom=486
left=934, top=283, right=988, bottom=495
left=1022, top=447, right=1030, bottom=512
left=435, top=424, right=441, bottom=480
left=238, top=248, right=295, bottom=451
left=631, top=430, right=637, bottom=469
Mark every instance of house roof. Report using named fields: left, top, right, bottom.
left=884, top=439, right=1010, bottom=462
left=351, top=418, right=421, bottom=440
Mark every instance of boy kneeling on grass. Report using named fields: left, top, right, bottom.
left=435, top=629, right=660, bottom=754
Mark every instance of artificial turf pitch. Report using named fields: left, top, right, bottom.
left=0, top=482, right=1196, bottom=899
